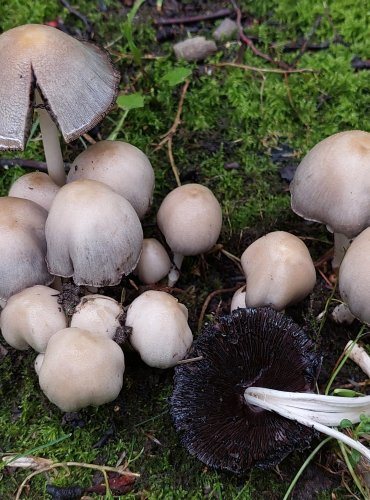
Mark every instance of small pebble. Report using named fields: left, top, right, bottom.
left=174, top=36, right=217, bottom=62
left=213, top=18, right=238, bottom=41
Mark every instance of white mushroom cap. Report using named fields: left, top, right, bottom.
left=339, top=227, right=370, bottom=324
left=241, top=231, right=316, bottom=311
left=0, top=24, right=119, bottom=150
left=157, top=183, right=222, bottom=256
left=0, top=197, right=52, bottom=303
left=135, top=238, right=172, bottom=284
left=67, top=141, right=155, bottom=219
left=70, top=294, right=123, bottom=338
left=125, top=290, right=193, bottom=368
left=0, top=285, right=67, bottom=352
left=9, top=172, right=59, bottom=211
left=37, top=327, right=125, bottom=412
left=45, top=179, right=143, bottom=286
left=230, top=285, right=247, bottom=312
left=290, top=130, right=370, bottom=238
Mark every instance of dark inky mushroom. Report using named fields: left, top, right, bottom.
left=170, top=307, right=322, bottom=473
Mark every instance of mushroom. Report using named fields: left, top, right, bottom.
left=157, top=184, right=222, bottom=285
left=230, top=285, right=247, bottom=312
left=70, top=294, right=123, bottom=339
left=0, top=24, right=120, bottom=185
left=339, top=227, right=370, bottom=324
left=134, top=238, right=172, bottom=284
left=290, top=130, right=370, bottom=268
left=240, top=231, right=316, bottom=311
left=0, top=197, right=52, bottom=307
left=67, top=140, right=155, bottom=219
left=36, top=327, right=125, bottom=412
left=8, top=172, right=59, bottom=211
left=45, top=179, right=143, bottom=287
left=171, top=308, right=370, bottom=472
left=125, top=290, right=193, bottom=368
left=0, top=285, right=67, bottom=352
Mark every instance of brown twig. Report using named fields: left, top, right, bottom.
left=154, top=79, right=190, bottom=186
left=212, top=61, right=315, bottom=74
left=154, top=8, right=232, bottom=26
left=59, top=0, right=93, bottom=36
left=230, top=0, right=291, bottom=70
left=0, top=159, right=48, bottom=171
left=291, top=15, right=323, bottom=66
left=198, top=285, right=240, bottom=332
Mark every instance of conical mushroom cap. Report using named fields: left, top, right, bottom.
left=0, top=24, right=120, bottom=150
left=171, top=308, right=322, bottom=473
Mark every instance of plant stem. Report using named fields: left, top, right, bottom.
left=108, top=109, right=129, bottom=141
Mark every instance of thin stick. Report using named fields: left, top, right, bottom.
left=167, top=136, right=181, bottom=187
left=154, top=8, right=232, bottom=25
left=213, top=62, right=315, bottom=74
left=0, top=159, right=48, bottom=171
left=177, top=356, right=203, bottom=365
left=198, top=285, right=240, bottom=332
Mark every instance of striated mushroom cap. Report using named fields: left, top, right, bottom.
left=0, top=24, right=119, bottom=150
left=67, top=141, right=155, bottom=219
left=37, top=327, right=125, bottom=412
left=45, top=179, right=143, bottom=287
left=0, top=285, right=67, bottom=352
left=171, top=308, right=322, bottom=473
left=290, top=130, right=370, bottom=238
left=0, top=197, right=52, bottom=304
left=241, top=231, right=316, bottom=311
left=125, top=290, right=193, bottom=368
left=157, top=183, right=222, bottom=256
left=9, top=172, right=59, bottom=211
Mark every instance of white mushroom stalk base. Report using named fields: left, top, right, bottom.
left=244, top=387, right=370, bottom=462
left=168, top=253, right=184, bottom=287
left=332, top=232, right=351, bottom=270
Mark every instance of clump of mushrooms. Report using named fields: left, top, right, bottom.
left=125, top=290, right=193, bottom=368
left=240, top=231, right=316, bottom=311
left=290, top=130, right=370, bottom=268
left=157, top=183, right=222, bottom=286
left=171, top=308, right=370, bottom=472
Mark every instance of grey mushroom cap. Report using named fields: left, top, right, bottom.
left=339, top=227, right=370, bottom=324
left=9, top=172, right=59, bottom=211
left=0, top=24, right=120, bottom=150
left=45, top=179, right=143, bottom=287
left=290, top=130, right=370, bottom=238
left=0, top=197, right=53, bottom=303
left=67, top=141, right=155, bottom=219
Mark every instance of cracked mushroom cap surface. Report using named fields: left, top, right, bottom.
left=37, top=327, right=125, bottom=412
left=0, top=197, right=52, bottom=304
left=157, top=183, right=222, bottom=256
left=0, top=24, right=120, bottom=150
left=67, top=140, right=155, bottom=219
left=290, top=130, right=370, bottom=238
left=45, top=179, right=143, bottom=287
left=171, top=307, right=322, bottom=474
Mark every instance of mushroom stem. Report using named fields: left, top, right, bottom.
left=244, top=387, right=370, bottom=462
left=332, top=232, right=350, bottom=270
left=35, top=91, right=66, bottom=186
left=345, top=341, right=370, bottom=378
left=168, top=253, right=184, bottom=287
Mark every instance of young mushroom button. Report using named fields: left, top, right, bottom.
left=290, top=130, right=370, bottom=268
left=157, top=184, right=222, bottom=285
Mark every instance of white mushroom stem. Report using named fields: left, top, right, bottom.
left=345, top=341, right=370, bottom=378
left=168, top=253, right=184, bottom=287
left=35, top=91, right=66, bottom=186
left=244, top=387, right=370, bottom=462
left=332, top=232, right=351, bottom=270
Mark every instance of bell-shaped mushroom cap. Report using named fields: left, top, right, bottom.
left=241, top=231, right=316, bottom=311
left=45, top=179, right=143, bottom=287
left=9, top=172, right=59, bottom=211
left=37, top=327, right=125, bottom=412
left=157, top=183, right=222, bottom=256
left=134, top=238, right=172, bottom=284
left=170, top=307, right=322, bottom=473
left=290, top=130, right=370, bottom=238
left=0, top=285, right=67, bottom=352
left=0, top=24, right=120, bottom=150
left=70, top=294, right=123, bottom=338
left=125, top=290, right=193, bottom=368
left=339, top=227, right=370, bottom=324
left=67, top=141, right=155, bottom=219
left=0, top=197, right=52, bottom=303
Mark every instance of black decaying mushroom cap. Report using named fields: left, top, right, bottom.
left=170, top=307, right=322, bottom=474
